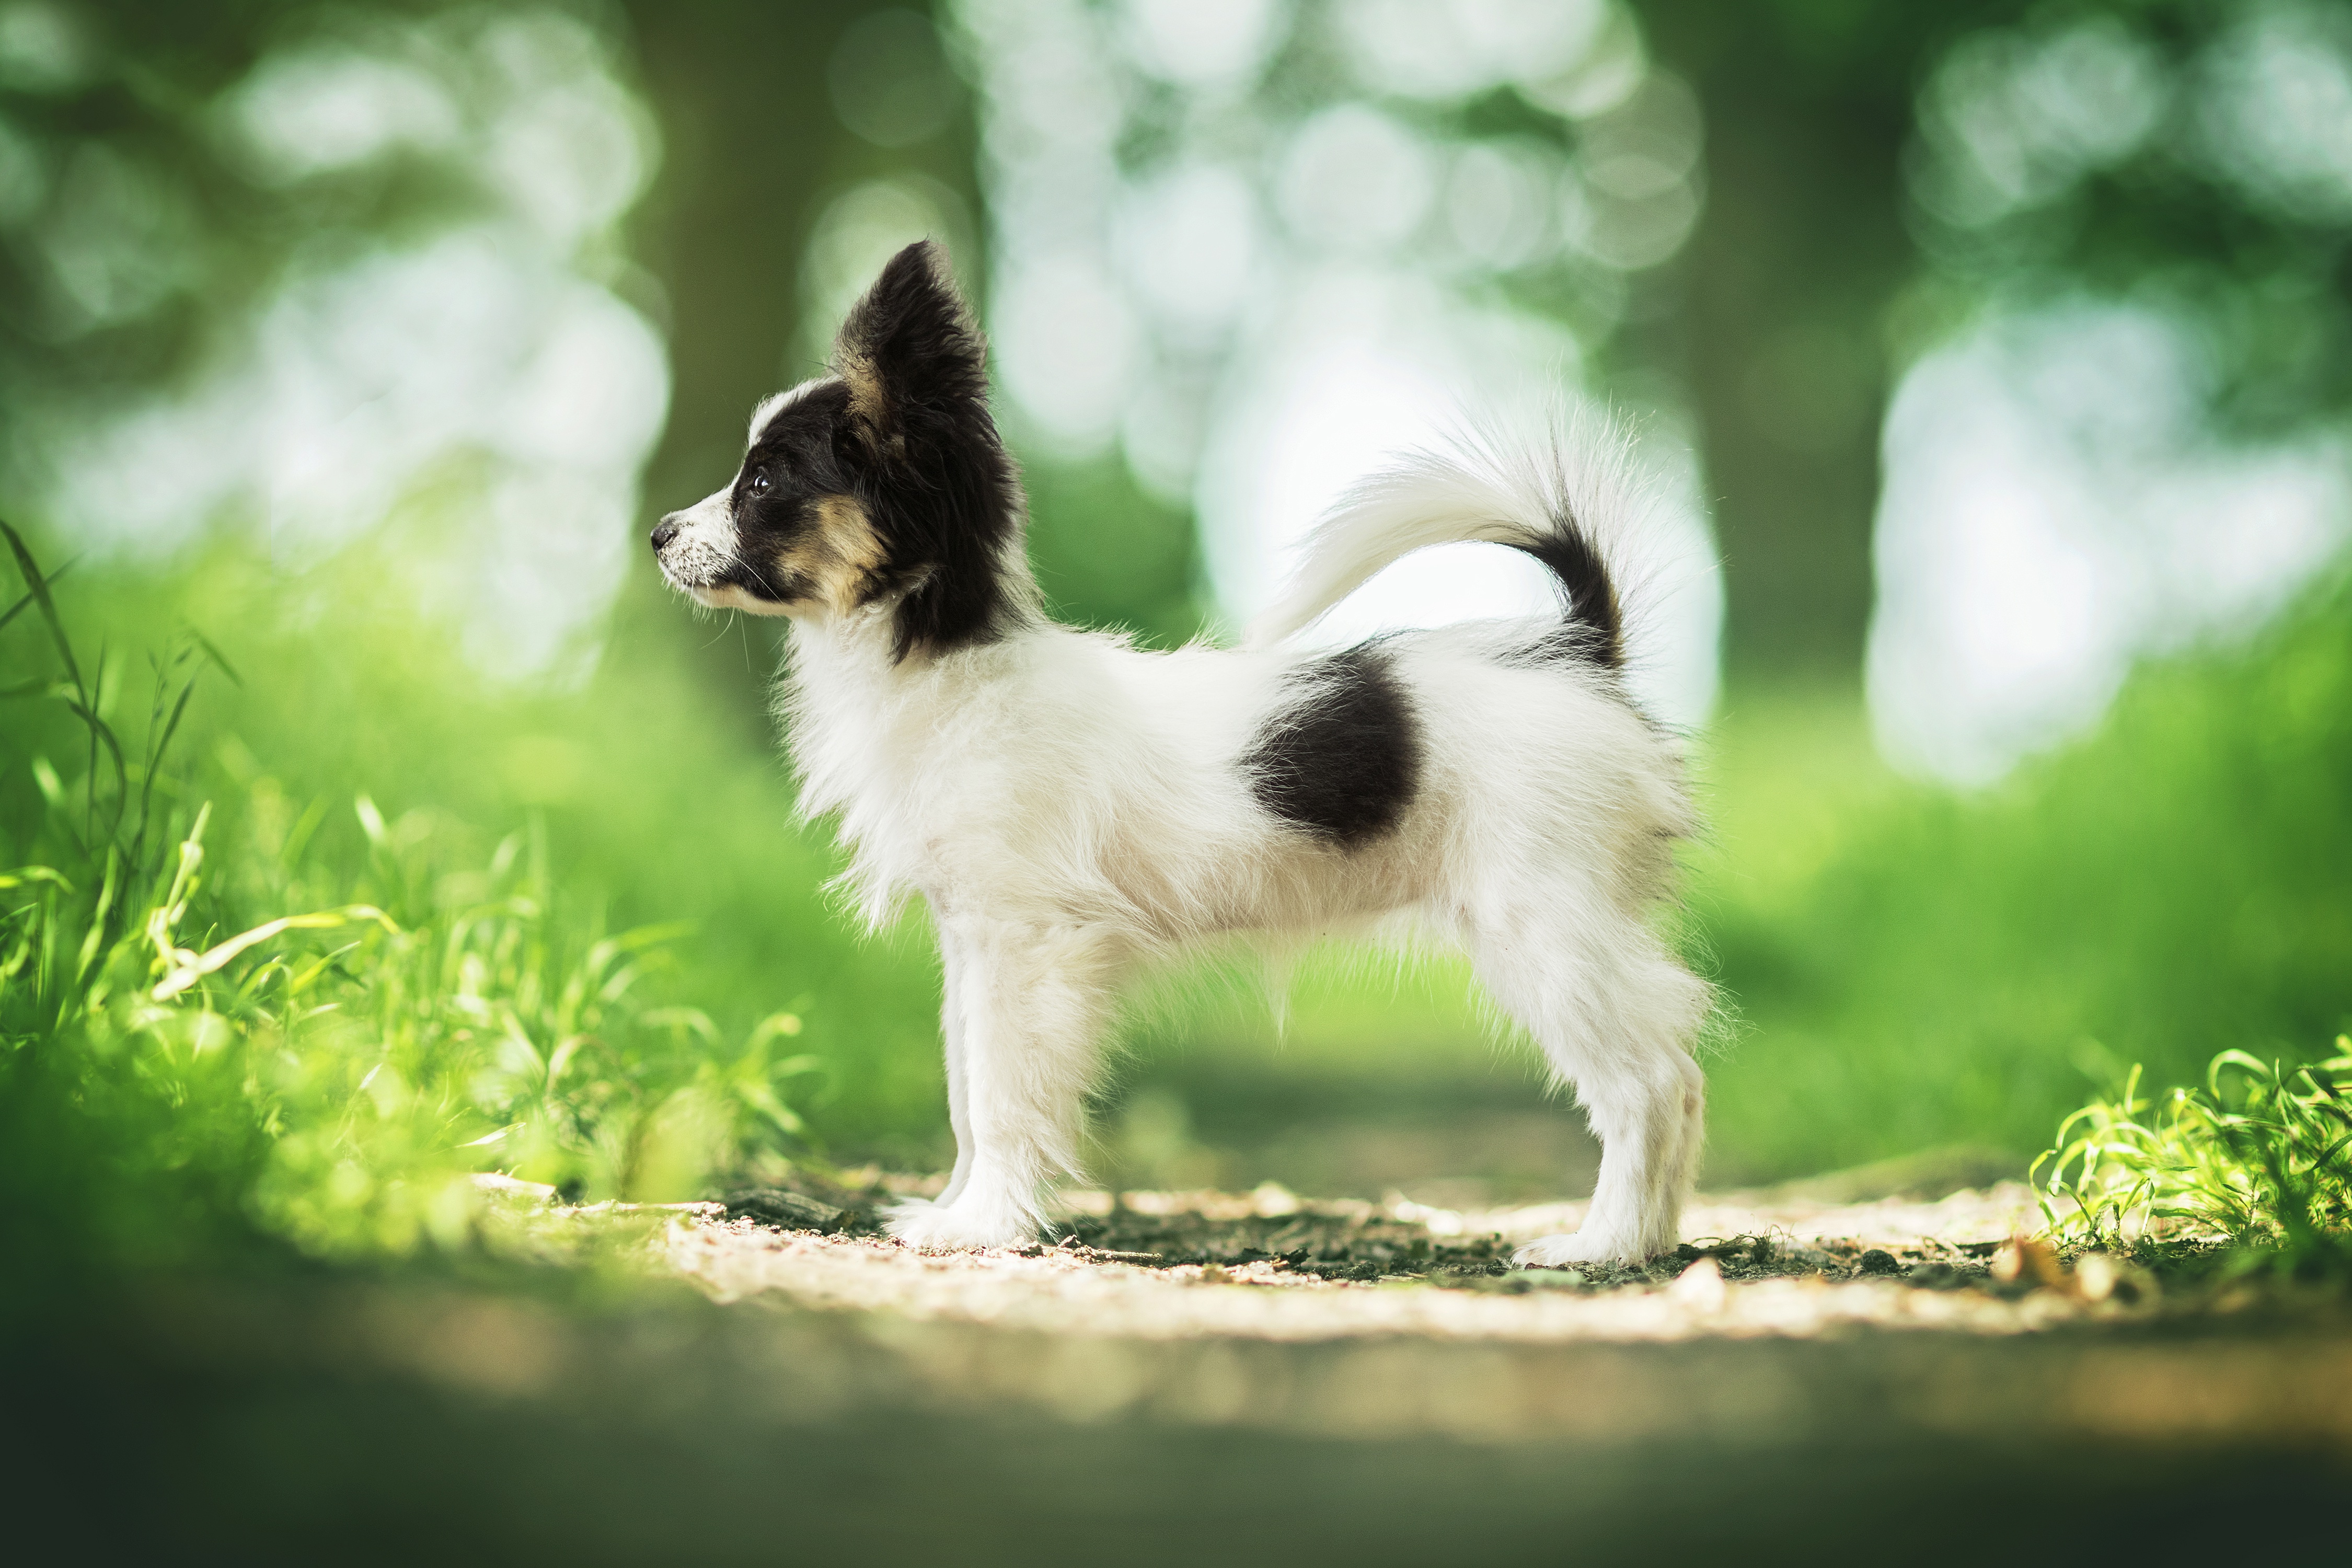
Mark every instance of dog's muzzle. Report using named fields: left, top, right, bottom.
left=651, top=492, right=749, bottom=602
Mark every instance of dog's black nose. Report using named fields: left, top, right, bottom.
left=650, top=517, right=679, bottom=551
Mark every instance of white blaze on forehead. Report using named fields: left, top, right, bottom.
left=746, top=377, right=836, bottom=447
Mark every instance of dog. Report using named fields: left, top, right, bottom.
left=652, top=240, right=1709, bottom=1265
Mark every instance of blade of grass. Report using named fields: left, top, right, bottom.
left=0, top=522, right=84, bottom=694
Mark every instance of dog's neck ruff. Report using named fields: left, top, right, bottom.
left=778, top=563, right=1045, bottom=926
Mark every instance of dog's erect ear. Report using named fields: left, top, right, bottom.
left=826, top=239, right=1026, bottom=662
left=832, top=239, right=986, bottom=438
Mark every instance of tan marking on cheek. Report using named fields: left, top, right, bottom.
left=774, top=494, right=887, bottom=615
left=820, top=495, right=886, bottom=574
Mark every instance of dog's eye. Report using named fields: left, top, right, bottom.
left=746, top=470, right=771, bottom=497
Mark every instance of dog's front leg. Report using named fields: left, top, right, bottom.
left=887, top=918, right=1119, bottom=1251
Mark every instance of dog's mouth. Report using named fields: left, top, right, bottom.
left=655, top=538, right=730, bottom=595
left=658, top=541, right=806, bottom=614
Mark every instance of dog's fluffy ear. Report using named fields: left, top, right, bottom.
left=826, top=239, right=1029, bottom=661
left=832, top=239, right=986, bottom=439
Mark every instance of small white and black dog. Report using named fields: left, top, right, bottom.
left=652, top=241, right=1709, bottom=1265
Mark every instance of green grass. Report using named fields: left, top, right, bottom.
left=2038, top=1041, right=2352, bottom=1273
left=0, top=518, right=941, bottom=1287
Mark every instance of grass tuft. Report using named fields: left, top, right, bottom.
left=2037, top=1039, right=2352, bottom=1275
left=1, top=523, right=822, bottom=1282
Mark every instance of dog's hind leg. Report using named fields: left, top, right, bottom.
left=934, top=929, right=976, bottom=1207
left=888, top=917, right=1124, bottom=1251
left=1467, top=910, right=1708, bottom=1266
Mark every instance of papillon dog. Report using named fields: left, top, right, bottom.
left=652, top=241, right=1709, bottom=1265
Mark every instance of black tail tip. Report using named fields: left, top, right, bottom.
left=1514, top=523, right=1623, bottom=668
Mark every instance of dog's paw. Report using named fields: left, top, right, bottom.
left=885, top=1196, right=1034, bottom=1252
left=1512, top=1230, right=1650, bottom=1269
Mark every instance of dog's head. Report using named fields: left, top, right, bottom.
left=651, top=239, right=1024, bottom=660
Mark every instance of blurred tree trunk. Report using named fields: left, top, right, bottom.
left=603, top=0, right=980, bottom=712
left=1640, top=3, right=2023, bottom=687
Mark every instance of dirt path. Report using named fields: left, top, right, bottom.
left=670, top=1182, right=2093, bottom=1347
left=22, top=1179, right=2348, bottom=1563
left=642, top=1179, right=2352, bottom=1461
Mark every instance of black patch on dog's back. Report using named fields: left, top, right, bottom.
left=1241, top=645, right=1421, bottom=847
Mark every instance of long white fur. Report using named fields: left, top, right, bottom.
left=1246, top=407, right=1654, bottom=651
left=711, top=415, right=1710, bottom=1266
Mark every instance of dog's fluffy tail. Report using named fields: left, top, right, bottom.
left=1245, top=411, right=1642, bottom=666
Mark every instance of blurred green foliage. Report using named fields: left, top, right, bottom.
left=1647, top=0, right=2352, bottom=676
left=1697, top=568, right=2352, bottom=1178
